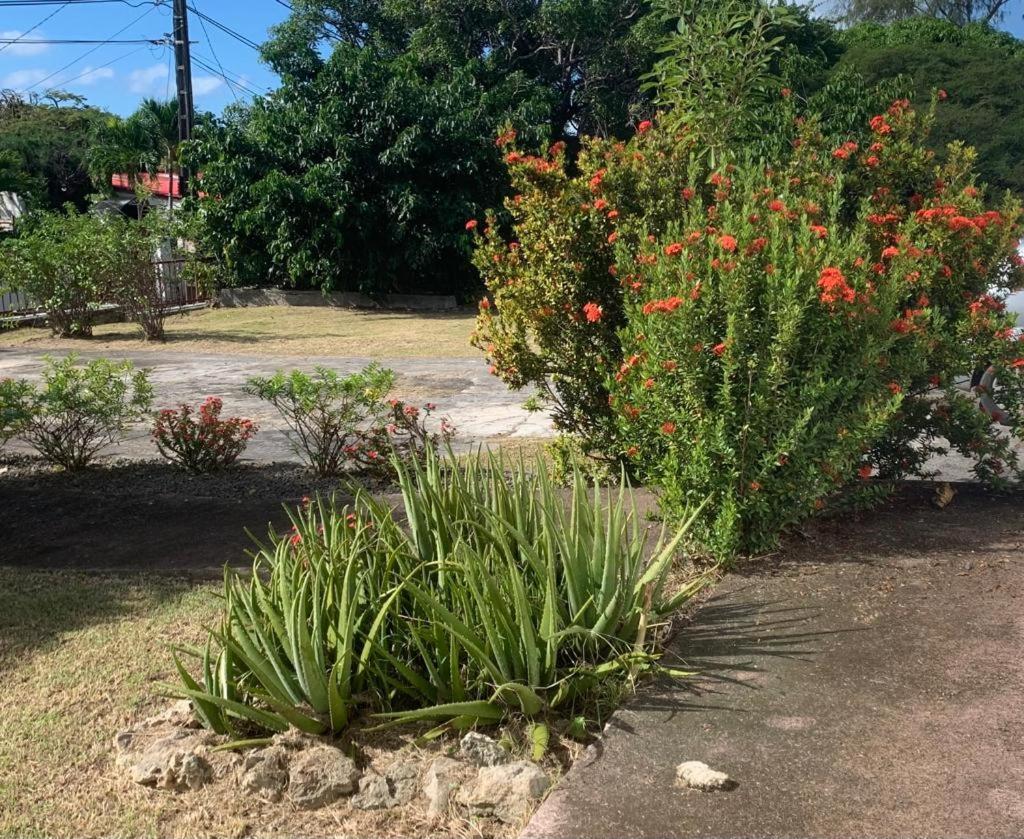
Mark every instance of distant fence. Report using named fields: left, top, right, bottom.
left=1, top=257, right=210, bottom=318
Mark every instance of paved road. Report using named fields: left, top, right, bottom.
left=0, top=348, right=555, bottom=463
left=525, top=484, right=1024, bottom=838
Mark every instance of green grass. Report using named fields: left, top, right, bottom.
left=0, top=306, right=481, bottom=359
left=0, top=570, right=221, bottom=837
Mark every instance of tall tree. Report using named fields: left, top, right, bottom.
left=88, top=98, right=182, bottom=206
left=0, top=90, right=108, bottom=210
left=836, top=0, right=1016, bottom=26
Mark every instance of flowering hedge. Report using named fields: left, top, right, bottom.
left=152, top=397, right=258, bottom=473
left=473, top=101, right=1024, bottom=557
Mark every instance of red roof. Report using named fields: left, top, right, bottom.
left=111, top=172, right=183, bottom=198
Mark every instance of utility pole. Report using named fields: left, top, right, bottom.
left=172, top=0, right=195, bottom=198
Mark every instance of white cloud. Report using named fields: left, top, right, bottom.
left=127, top=63, right=168, bottom=93
left=191, top=75, right=224, bottom=96
left=75, top=66, right=115, bottom=86
left=0, top=30, right=49, bottom=57
left=1, top=68, right=48, bottom=89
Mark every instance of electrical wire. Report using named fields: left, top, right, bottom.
left=20, top=2, right=162, bottom=92
left=190, top=53, right=264, bottom=97
left=0, top=2, right=68, bottom=56
left=51, top=41, right=154, bottom=88
left=191, top=1, right=238, bottom=102
left=185, top=4, right=260, bottom=50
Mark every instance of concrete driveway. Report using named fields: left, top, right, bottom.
left=0, top=348, right=554, bottom=463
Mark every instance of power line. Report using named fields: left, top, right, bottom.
left=21, top=2, right=162, bottom=92
left=0, top=1, right=161, bottom=6
left=190, top=53, right=264, bottom=98
left=185, top=5, right=260, bottom=50
left=191, top=1, right=238, bottom=102
left=0, top=37, right=165, bottom=43
left=0, top=2, right=68, bottom=56
left=53, top=41, right=155, bottom=88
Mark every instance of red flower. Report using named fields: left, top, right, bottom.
left=887, top=382, right=902, bottom=395
left=594, top=198, right=608, bottom=210
left=583, top=302, right=603, bottom=323
left=664, top=242, right=683, bottom=257
left=869, top=115, right=892, bottom=135
left=809, top=224, right=828, bottom=239
left=717, top=234, right=737, bottom=252
left=858, top=464, right=873, bottom=480
left=660, top=421, right=676, bottom=435
left=749, top=481, right=762, bottom=491
left=818, top=267, right=855, bottom=306
left=465, top=219, right=478, bottom=231
left=712, top=342, right=727, bottom=357
left=780, top=87, right=791, bottom=98
left=769, top=199, right=785, bottom=213
left=866, top=155, right=880, bottom=168
left=607, top=232, right=618, bottom=244
left=637, top=119, right=653, bottom=133
left=881, top=246, right=899, bottom=259
left=661, top=360, right=677, bottom=371
left=681, top=187, right=695, bottom=201
left=938, top=89, right=948, bottom=100
left=479, top=297, right=490, bottom=310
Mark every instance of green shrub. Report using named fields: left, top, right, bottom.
left=1, top=355, right=153, bottom=469
left=0, top=377, right=33, bottom=448
left=0, top=208, right=112, bottom=338
left=474, top=100, right=1024, bottom=558
left=171, top=448, right=705, bottom=738
left=244, top=364, right=451, bottom=478
left=152, top=397, right=258, bottom=473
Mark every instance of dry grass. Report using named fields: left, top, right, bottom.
left=0, top=569, right=546, bottom=839
left=0, top=306, right=481, bottom=359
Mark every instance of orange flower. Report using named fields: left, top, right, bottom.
left=465, top=219, right=478, bottom=230
left=887, top=382, right=902, bottom=395
left=858, top=464, right=872, bottom=480
left=712, top=342, right=727, bottom=357
left=718, top=234, right=737, bottom=252
left=660, top=421, right=676, bottom=435
left=582, top=302, right=603, bottom=323
left=664, top=242, right=683, bottom=257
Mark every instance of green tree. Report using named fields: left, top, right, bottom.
left=836, top=18, right=1024, bottom=195
left=0, top=90, right=109, bottom=210
left=88, top=98, right=182, bottom=209
left=185, top=0, right=677, bottom=296
left=836, top=0, right=1016, bottom=26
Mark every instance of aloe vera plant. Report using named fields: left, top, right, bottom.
left=171, top=447, right=706, bottom=738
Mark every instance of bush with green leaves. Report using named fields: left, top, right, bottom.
left=244, top=364, right=451, bottom=477
left=0, top=355, right=153, bottom=469
left=170, top=448, right=705, bottom=741
left=0, top=208, right=113, bottom=337
left=474, top=98, right=1024, bottom=558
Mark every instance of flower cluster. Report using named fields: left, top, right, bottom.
left=152, top=397, right=258, bottom=473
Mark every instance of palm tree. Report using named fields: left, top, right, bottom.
left=88, top=98, right=181, bottom=215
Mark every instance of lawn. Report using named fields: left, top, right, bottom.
left=0, top=570, right=223, bottom=837
left=0, top=306, right=481, bottom=358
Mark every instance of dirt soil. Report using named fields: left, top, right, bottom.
left=0, top=457, right=360, bottom=574
left=525, top=482, right=1024, bottom=839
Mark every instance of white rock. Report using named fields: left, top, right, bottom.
left=129, top=731, right=214, bottom=792
left=422, top=756, right=463, bottom=816
left=458, top=761, right=550, bottom=823
left=287, top=744, right=361, bottom=809
left=240, top=745, right=290, bottom=802
left=459, top=731, right=510, bottom=767
left=675, top=760, right=732, bottom=791
left=351, top=773, right=392, bottom=810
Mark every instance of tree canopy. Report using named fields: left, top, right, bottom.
left=837, top=17, right=1024, bottom=195
left=0, top=90, right=109, bottom=211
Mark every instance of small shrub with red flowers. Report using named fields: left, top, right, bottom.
left=244, top=364, right=452, bottom=478
left=474, top=100, right=1024, bottom=559
left=152, top=397, right=258, bottom=473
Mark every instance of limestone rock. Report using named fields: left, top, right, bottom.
left=351, top=773, right=392, bottom=810
left=458, top=761, right=550, bottom=823
left=675, top=760, right=733, bottom=791
left=129, top=731, right=214, bottom=792
left=287, top=744, right=360, bottom=809
left=240, top=745, right=290, bottom=802
left=459, top=731, right=510, bottom=767
left=422, top=756, right=463, bottom=816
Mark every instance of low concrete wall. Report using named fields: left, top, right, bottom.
left=218, top=287, right=459, bottom=311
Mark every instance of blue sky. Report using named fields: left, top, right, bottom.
left=1, top=0, right=1022, bottom=117
left=0, top=0, right=289, bottom=115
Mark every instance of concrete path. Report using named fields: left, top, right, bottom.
left=0, top=348, right=554, bottom=462
left=525, top=483, right=1024, bottom=839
